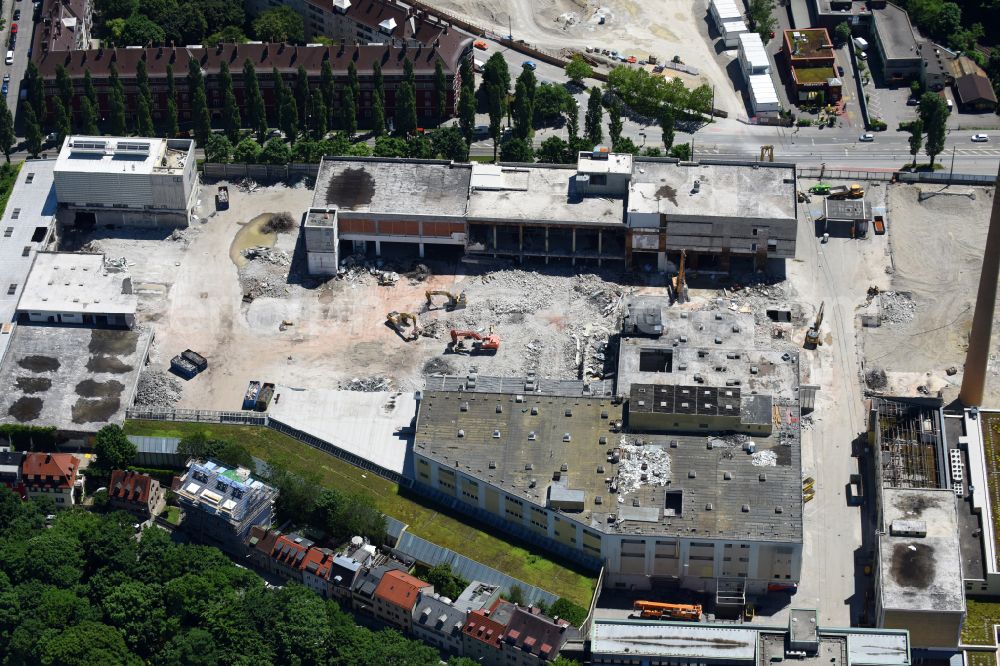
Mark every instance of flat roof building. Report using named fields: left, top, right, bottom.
left=870, top=4, right=922, bottom=83
left=709, top=0, right=743, bottom=32
left=54, top=136, right=197, bottom=228
left=738, top=32, right=770, bottom=77
left=17, top=252, right=137, bottom=328
left=748, top=74, right=781, bottom=117
left=824, top=199, right=872, bottom=238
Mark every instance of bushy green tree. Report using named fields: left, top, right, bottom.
left=431, top=125, right=468, bottom=161
left=243, top=60, right=267, bottom=142
left=233, top=136, right=263, bottom=163
left=670, top=142, right=692, bottom=160
left=0, top=105, right=14, bottom=161
left=565, top=55, right=593, bottom=83
left=500, top=136, right=534, bottom=162
left=585, top=86, right=603, bottom=145
left=537, top=135, right=572, bottom=163
left=835, top=21, right=852, bottom=45
left=426, top=563, right=468, bottom=600
left=918, top=92, right=948, bottom=165
left=94, top=424, right=136, bottom=470
left=252, top=6, right=304, bottom=43
left=205, top=133, right=233, bottom=163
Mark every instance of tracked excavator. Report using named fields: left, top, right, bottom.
left=387, top=311, right=420, bottom=341
left=805, top=301, right=825, bottom=349
left=425, top=290, right=467, bottom=311
left=449, top=329, right=500, bottom=354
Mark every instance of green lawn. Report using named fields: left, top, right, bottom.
left=125, top=420, right=598, bottom=607
left=163, top=506, right=181, bottom=526
left=983, top=414, right=1000, bottom=562
left=0, top=162, right=23, bottom=217
left=968, top=652, right=998, bottom=666
left=964, top=599, right=1000, bottom=646
left=794, top=66, right=836, bottom=84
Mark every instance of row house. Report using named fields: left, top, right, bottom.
left=373, top=569, right=433, bottom=632
left=108, top=469, right=162, bottom=520
left=248, top=527, right=336, bottom=597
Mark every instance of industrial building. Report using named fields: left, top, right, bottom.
left=53, top=136, right=197, bottom=228
left=16, top=252, right=137, bottom=328
left=823, top=199, right=871, bottom=239
left=868, top=397, right=965, bottom=649
left=590, top=613, right=912, bottom=665
left=174, top=459, right=278, bottom=556
left=308, top=154, right=798, bottom=273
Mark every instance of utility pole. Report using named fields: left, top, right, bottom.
left=710, top=85, right=715, bottom=124
left=949, top=145, right=956, bottom=183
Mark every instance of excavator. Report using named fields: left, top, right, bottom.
left=804, top=301, right=824, bottom=349
left=386, top=311, right=420, bottom=341
left=449, top=329, right=500, bottom=354
left=425, top=290, right=468, bottom=311
left=632, top=600, right=703, bottom=621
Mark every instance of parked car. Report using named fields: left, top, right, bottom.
left=837, top=65, right=844, bottom=76
left=522, top=60, right=536, bottom=71
left=12, top=10, right=19, bottom=20
left=11, top=23, right=17, bottom=34
left=1, top=82, right=7, bottom=97
left=906, top=96, right=919, bottom=106
left=2, top=73, right=8, bottom=83
left=626, top=55, right=637, bottom=63
left=972, top=133, right=990, bottom=142
left=473, top=125, right=489, bottom=137
left=859, top=133, right=874, bottom=142
left=473, top=40, right=487, bottom=50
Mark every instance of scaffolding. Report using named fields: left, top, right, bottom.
left=875, top=399, right=941, bottom=489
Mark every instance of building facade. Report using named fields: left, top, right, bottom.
left=782, top=29, right=842, bottom=104
left=108, top=469, right=162, bottom=519
left=17, top=252, right=138, bottom=327
left=0, top=451, right=25, bottom=498
left=372, top=569, right=432, bottom=632
left=21, top=452, right=81, bottom=507
left=411, top=592, right=466, bottom=656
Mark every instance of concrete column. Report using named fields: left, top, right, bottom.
left=598, top=231, right=603, bottom=267
left=375, top=240, right=382, bottom=256
left=960, top=162, right=1000, bottom=406
left=492, top=224, right=498, bottom=251
left=418, top=242, right=425, bottom=258
left=519, top=225, right=523, bottom=263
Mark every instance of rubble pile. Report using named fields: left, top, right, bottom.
left=340, top=376, right=392, bottom=392
left=133, top=370, right=183, bottom=408
left=616, top=441, right=671, bottom=495
left=336, top=255, right=399, bottom=285
left=239, top=247, right=291, bottom=301
left=751, top=449, right=778, bottom=467
left=865, top=367, right=888, bottom=390
left=879, top=291, right=916, bottom=324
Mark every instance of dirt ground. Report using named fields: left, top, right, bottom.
left=861, top=184, right=1000, bottom=405
left=428, top=0, right=745, bottom=119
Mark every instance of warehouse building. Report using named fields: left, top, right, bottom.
left=17, top=252, right=137, bottom=328
left=53, top=136, right=197, bottom=228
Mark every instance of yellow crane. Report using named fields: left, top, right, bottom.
left=425, top=290, right=467, bottom=311
left=760, top=145, right=774, bottom=162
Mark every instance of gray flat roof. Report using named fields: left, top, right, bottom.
left=467, top=164, right=623, bottom=227
left=18, top=252, right=137, bottom=316
left=423, top=373, right=615, bottom=397
left=0, top=325, right=150, bottom=430
left=628, top=161, right=796, bottom=221
left=0, top=160, right=57, bottom=359
left=312, top=157, right=472, bottom=219
left=878, top=488, right=965, bottom=613
left=872, top=5, right=920, bottom=62
left=414, top=390, right=802, bottom=541
left=825, top=198, right=871, bottom=221
left=592, top=621, right=757, bottom=661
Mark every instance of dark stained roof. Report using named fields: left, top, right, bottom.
left=35, top=39, right=470, bottom=81
left=955, top=74, right=998, bottom=105
left=503, top=606, right=570, bottom=659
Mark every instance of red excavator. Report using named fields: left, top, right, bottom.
left=449, top=329, right=500, bottom=354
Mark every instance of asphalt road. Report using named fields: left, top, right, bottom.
left=3, top=0, right=33, bottom=120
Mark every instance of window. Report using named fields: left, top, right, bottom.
left=768, top=239, right=778, bottom=251
left=590, top=174, right=607, bottom=186
left=11, top=208, right=19, bottom=219
left=751, top=242, right=758, bottom=252
left=752, top=227, right=758, bottom=236
left=3, top=227, right=11, bottom=237
left=6, top=284, right=15, bottom=295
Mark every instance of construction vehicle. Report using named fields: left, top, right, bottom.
left=215, top=185, right=229, bottom=210
left=809, top=183, right=832, bottom=195
left=387, top=311, right=420, bottom=341
left=873, top=215, right=886, bottom=235
left=632, top=600, right=702, bottom=622
left=671, top=249, right=687, bottom=304
left=449, top=329, right=500, bottom=354
left=426, top=289, right=467, bottom=311
left=759, top=145, right=774, bottom=162
left=805, top=301, right=824, bottom=349
left=827, top=183, right=865, bottom=200
left=797, top=190, right=811, bottom=203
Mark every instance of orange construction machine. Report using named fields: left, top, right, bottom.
left=632, top=600, right=702, bottom=621
left=449, top=329, right=500, bottom=354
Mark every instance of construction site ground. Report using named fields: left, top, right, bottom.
left=425, top=0, right=746, bottom=121
left=122, top=419, right=598, bottom=607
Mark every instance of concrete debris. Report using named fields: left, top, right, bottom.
left=239, top=247, right=292, bottom=301
left=408, top=263, right=432, bottom=283
left=336, top=254, right=399, bottom=286
left=616, top=439, right=671, bottom=496
left=238, top=178, right=260, bottom=193
left=946, top=366, right=958, bottom=376
left=865, top=368, right=888, bottom=390
left=133, top=369, right=183, bottom=408
left=79, top=241, right=103, bottom=253
left=242, top=246, right=290, bottom=265
left=340, top=376, right=392, bottom=392
left=879, top=291, right=916, bottom=324
left=751, top=449, right=778, bottom=467
left=422, top=357, right=457, bottom=375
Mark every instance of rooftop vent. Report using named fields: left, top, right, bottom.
left=524, top=463, right=533, bottom=471
left=457, top=429, right=465, bottom=437
left=742, top=504, right=750, bottom=512
left=528, top=431, right=537, bottom=441
left=488, top=461, right=496, bottom=469
left=531, top=406, right=539, bottom=415
left=565, top=408, right=573, bottom=417
left=723, top=471, right=733, bottom=480
left=705, top=503, right=713, bottom=511
left=688, top=470, right=697, bottom=479
left=492, top=429, right=501, bottom=439
left=562, top=433, right=572, bottom=442
left=460, top=402, right=469, bottom=412
left=496, top=404, right=503, bottom=413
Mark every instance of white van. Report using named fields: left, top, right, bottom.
left=4, top=51, right=13, bottom=66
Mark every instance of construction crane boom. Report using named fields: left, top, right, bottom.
left=805, top=301, right=825, bottom=348
left=632, top=600, right=702, bottom=621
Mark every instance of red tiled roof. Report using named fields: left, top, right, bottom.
left=300, top=547, right=334, bottom=579
left=373, top=569, right=430, bottom=611
left=22, top=453, right=77, bottom=488
left=109, top=470, right=155, bottom=504
left=463, top=608, right=508, bottom=648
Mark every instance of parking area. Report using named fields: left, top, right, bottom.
left=3, top=0, right=39, bottom=120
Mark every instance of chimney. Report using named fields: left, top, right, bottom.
left=960, top=162, right=1000, bottom=406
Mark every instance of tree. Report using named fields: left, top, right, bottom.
left=506, top=585, right=525, bottom=605
left=918, top=92, right=948, bottom=165
left=108, top=63, right=128, bottom=136
left=243, top=60, right=267, bottom=142
left=373, top=135, right=409, bottom=157
left=310, top=94, right=328, bottom=139
left=371, top=61, right=385, bottom=136
left=548, top=598, right=588, bottom=626
left=348, top=60, right=361, bottom=107
left=835, top=21, right=852, bottom=45
left=26, top=61, right=44, bottom=120
left=585, top=86, right=604, bottom=145
left=135, top=60, right=155, bottom=136
left=205, top=134, right=233, bottom=163
left=56, top=65, right=74, bottom=122
left=53, top=98, right=72, bottom=143
left=84, top=70, right=98, bottom=123
left=500, top=137, right=534, bottom=162
left=291, top=139, right=323, bottom=163
left=321, top=60, right=336, bottom=128
left=219, top=61, right=241, bottom=143
left=537, top=136, right=572, bottom=163
left=41, top=621, right=134, bottom=666
left=426, top=563, right=468, bottom=600
left=102, top=580, right=166, bottom=655
left=80, top=99, right=99, bottom=136
left=340, top=85, right=357, bottom=137
left=669, top=142, right=692, bottom=160
left=907, top=118, right=924, bottom=167
left=0, top=105, right=15, bottom=162
left=274, top=69, right=298, bottom=142
left=395, top=59, right=418, bottom=136
left=481, top=52, right=510, bottom=101
left=533, top=82, right=574, bottom=125
left=566, top=98, right=582, bottom=152
left=252, top=6, right=304, bottom=44
left=94, top=425, right=136, bottom=470
left=233, top=137, right=263, bottom=163
left=434, top=58, right=448, bottom=119
left=260, top=137, right=292, bottom=165
left=117, top=13, right=166, bottom=46
left=487, top=82, right=504, bottom=161
left=431, top=125, right=468, bottom=161
left=457, top=58, right=475, bottom=144
left=188, top=59, right=212, bottom=147
left=511, top=64, right=537, bottom=140
left=565, top=55, right=593, bottom=83
left=687, top=84, right=714, bottom=118
left=295, top=65, right=310, bottom=127
left=406, top=135, right=434, bottom=159
left=661, top=106, right=675, bottom=151
left=748, top=0, right=777, bottom=39
left=608, top=99, right=624, bottom=149
left=164, top=64, right=179, bottom=139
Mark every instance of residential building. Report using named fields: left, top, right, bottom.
left=708, top=0, right=743, bottom=35
left=53, top=136, right=197, bottom=228
left=174, top=459, right=277, bottom=556
left=0, top=450, right=25, bottom=498
left=34, top=41, right=471, bottom=129
left=372, top=569, right=433, bottom=632
left=353, top=561, right=409, bottom=613
left=502, top=606, right=570, bottom=666
left=108, top=470, right=162, bottom=520
left=462, top=600, right=517, bottom=666
left=782, top=29, right=842, bottom=104
left=955, top=74, right=998, bottom=113
left=411, top=591, right=466, bottom=656
left=301, top=545, right=336, bottom=598
left=590, top=613, right=912, bottom=665
left=16, top=252, right=137, bottom=328
left=35, top=0, right=92, bottom=53
left=870, top=3, right=922, bottom=83
left=21, top=452, right=81, bottom=507
left=329, top=537, right=377, bottom=601
left=919, top=42, right=953, bottom=92
left=453, top=581, right=501, bottom=613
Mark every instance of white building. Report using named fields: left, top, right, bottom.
left=53, top=136, right=197, bottom=228
left=749, top=74, right=782, bottom=117
left=709, top=0, right=743, bottom=34
left=738, top=32, right=771, bottom=78
left=720, top=20, right=749, bottom=48
left=16, top=252, right=137, bottom=328
left=304, top=208, right=339, bottom=276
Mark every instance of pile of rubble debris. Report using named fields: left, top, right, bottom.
left=751, top=449, right=778, bottom=467
left=336, top=255, right=399, bottom=286
left=133, top=369, right=183, bottom=408
left=239, top=246, right=292, bottom=301
left=616, top=440, right=671, bottom=494
left=879, top=291, right=916, bottom=324
left=339, top=376, right=392, bottom=392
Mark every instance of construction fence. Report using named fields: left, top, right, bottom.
left=201, top=162, right=320, bottom=181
